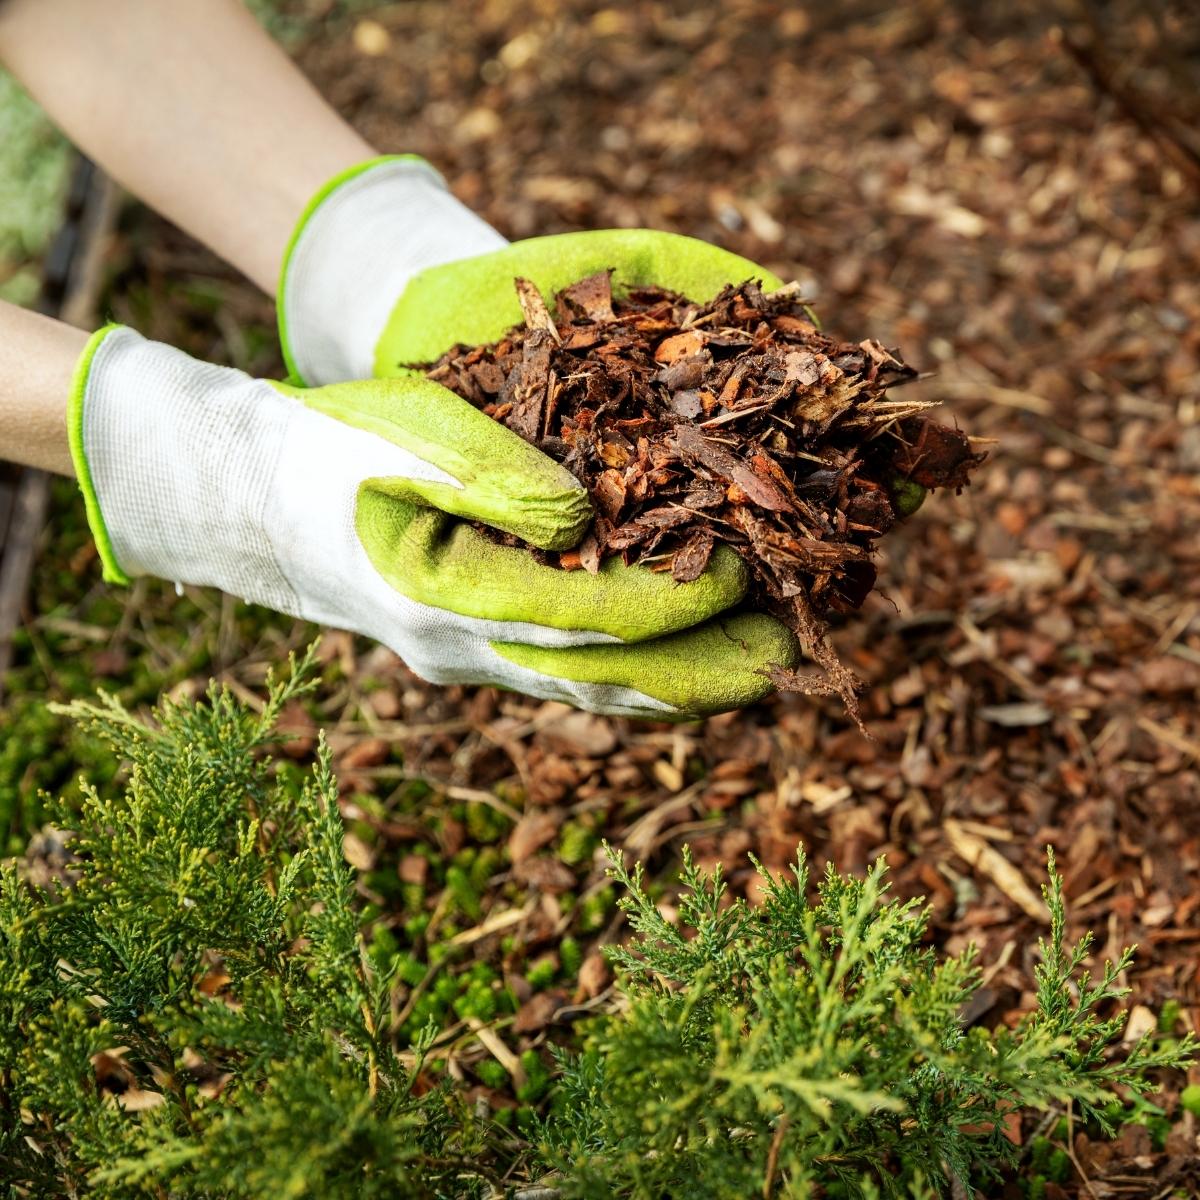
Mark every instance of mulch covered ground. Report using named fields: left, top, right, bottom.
left=54, top=0, right=1200, bottom=1191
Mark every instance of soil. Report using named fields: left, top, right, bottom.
left=22, top=0, right=1200, bottom=1190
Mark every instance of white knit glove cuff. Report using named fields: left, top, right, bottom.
left=69, top=325, right=463, bottom=615
left=71, top=325, right=301, bottom=607
left=278, top=156, right=507, bottom=386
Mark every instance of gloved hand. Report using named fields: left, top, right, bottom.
left=265, top=155, right=803, bottom=715
left=69, top=326, right=796, bottom=719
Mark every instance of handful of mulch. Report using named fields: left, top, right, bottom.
left=422, top=272, right=984, bottom=725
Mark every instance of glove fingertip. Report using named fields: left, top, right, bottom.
left=522, top=484, right=593, bottom=551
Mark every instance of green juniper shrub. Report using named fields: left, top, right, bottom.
left=0, top=649, right=496, bottom=1199
left=535, top=845, right=1196, bottom=1199
left=0, top=655, right=1193, bottom=1199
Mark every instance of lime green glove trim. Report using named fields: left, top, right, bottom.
left=277, top=153, right=434, bottom=385
left=68, top=324, right=130, bottom=586
left=274, top=377, right=591, bottom=551
left=356, top=489, right=748, bottom=640
left=491, top=612, right=798, bottom=717
left=376, top=229, right=786, bottom=371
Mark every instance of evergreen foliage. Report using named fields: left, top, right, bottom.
left=0, top=649, right=489, bottom=1199
left=540, top=847, right=1195, bottom=1198
left=0, top=656, right=1191, bottom=1198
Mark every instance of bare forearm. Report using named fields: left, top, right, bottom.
left=0, top=301, right=87, bottom=475
left=0, top=0, right=376, bottom=294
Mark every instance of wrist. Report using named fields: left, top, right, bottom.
left=278, top=155, right=506, bottom=386
left=0, top=300, right=87, bottom=476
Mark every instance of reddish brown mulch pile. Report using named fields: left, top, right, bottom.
left=95, top=0, right=1200, bottom=1189
left=425, top=270, right=982, bottom=716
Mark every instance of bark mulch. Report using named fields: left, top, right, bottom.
left=424, top=271, right=982, bottom=720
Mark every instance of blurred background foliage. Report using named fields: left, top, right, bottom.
left=0, top=0, right=375, bottom=305
left=0, top=72, right=69, bottom=305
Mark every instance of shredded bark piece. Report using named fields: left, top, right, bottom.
left=419, top=273, right=985, bottom=721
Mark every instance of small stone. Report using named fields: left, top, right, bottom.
left=652, top=760, right=685, bottom=792
left=342, top=832, right=375, bottom=872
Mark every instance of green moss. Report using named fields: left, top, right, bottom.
left=476, top=1060, right=509, bottom=1090
left=404, top=913, right=430, bottom=940
left=558, top=821, right=597, bottom=866
left=371, top=926, right=399, bottom=960
left=454, top=980, right=497, bottom=1022
left=470, top=847, right=502, bottom=892
left=577, top=885, right=616, bottom=933
left=466, top=802, right=509, bottom=844
left=516, top=1050, right=551, bottom=1103
left=396, top=953, right=426, bottom=988
left=446, top=864, right=482, bottom=921
left=559, top=936, right=583, bottom=979
left=1145, top=1115, right=1171, bottom=1152
left=1028, top=1136, right=1052, bottom=1173
left=1046, top=1148, right=1070, bottom=1183
left=0, top=72, right=70, bottom=279
left=526, top=956, right=558, bottom=991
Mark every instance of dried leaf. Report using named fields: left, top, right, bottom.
left=513, top=989, right=568, bottom=1034
left=508, top=810, right=561, bottom=865
left=512, top=856, right=576, bottom=893
left=576, top=952, right=611, bottom=1000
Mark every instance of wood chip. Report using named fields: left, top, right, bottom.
left=944, top=819, right=1050, bottom=923
left=420, top=273, right=981, bottom=719
left=977, top=702, right=1053, bottom=727
left=514, top=276, right=560, bottom=341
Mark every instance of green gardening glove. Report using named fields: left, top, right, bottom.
left=275, top=159, right=800, bottom=716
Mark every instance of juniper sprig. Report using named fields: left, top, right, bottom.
left=0, top=648, right=491, bottom=1199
